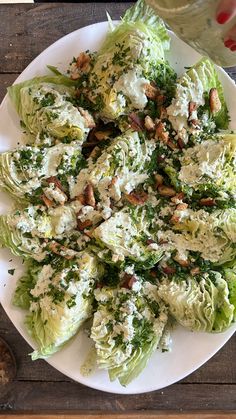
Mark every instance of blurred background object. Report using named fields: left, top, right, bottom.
left=0, top=337, right=16, bottom=386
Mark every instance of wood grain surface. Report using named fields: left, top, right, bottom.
left=0, top=2, right=236, bottom=414
left=0, top=413, right=236, bottom=419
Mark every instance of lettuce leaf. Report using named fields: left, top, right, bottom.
left=157, top=271, right=234, bottom=332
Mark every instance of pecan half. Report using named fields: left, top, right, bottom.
left=154, top=174, right=164, bottom=188
left=41, top=194, right=54, bottom=208
left=171, top=192, right=185, bottom=204
left=144, top=115, right=155, bottom=132
left=144, top=83, right=159, bottom=100
left=76, top=52, right=91, bottom=72
left=46, top=176, right=64, bottom=192
left=122, top=274, right=137, bottom=289
left=78, top=107, right=95, bottom=129
left=94, top=130, right=112, bottom=141
left=128, top=112, right=144, bottom=132
left=173, top=255, right=189, bottom=267
left=155, top=122, right=169, bottom=143
left=167, top=140, right=178, bottom=150
left=75, top=194, right=86, bottom=205
left=188, top=101, right=197, bottom=117
left=199, top=197, right=216, bottom=207
left=125, top=190, right=148, bottom=205
left=177, top=138, right=185, bottom=150
left=160, top=107, right=168, bottom=120
left=48, top=241, right=76, bottom=260
left=158, top=185, right=176, bottom=197
left=162, top=265, right=176, bottom=275
left=156, top=94, right=166, bottom=106
left=209, top=88, right=221, bottom=114
left=170, top=214, right=180, bottom=224
left=176, top=203, right=188, bottom=211
left=84, top=183, right=96, bottom=207
left=77, top=219, right=93, bottom=231
left=190, top=266, right=200, bottom=276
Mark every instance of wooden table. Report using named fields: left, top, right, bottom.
left=0, top=3, right=236, bottom=417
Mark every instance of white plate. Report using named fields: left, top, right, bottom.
left=0, top=22, right=236, bottom=395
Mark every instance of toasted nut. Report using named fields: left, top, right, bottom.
left=176, top=203, right=188, bottom=211
left=190, top=267, right=200, bottom=276
left=84, top=183, right=96, bottom=207
left=158, top=185, right=176, bottom=197
left=156, top=94, right=166, bottom=106
left=122, top=274, right=137, bottom=289
left=160, top=106, right=168, bottom=120
left=177, top=138, right=185, bottom=150
left=167, top=140, right=178, bottom=150
left=46, top=176, right=64, bottom=192
left=154, top=174, right=164, bottom=188
left=125, top=190, right=148, bottom=205
left=84, top=226, right=95, bottom=238
left=76, top=52, right=91, bottom=72
left=77, top=219, right=93, bottom=231
left=146, top=239, right=156, bottom=245
left=75, top=194, right=86, bottom=205
left=173, top=255, right=189, bottom=267
left=157, top=154, right=165, bottom=163
left=94, top=130, right=112, bottom=141
left=110, top=176, right=118, bottom=186
left=155, top=122, right=169, bottom=143
left=199, top=197, right=216, bottom=207
left=162, top=265, right=176, bottom=275
left=150, top=270, right=157, bottom=278
left=188, top=101, right=197, bottom=116
left=158, top=238, right=168, bottom=244
left=144, top=115, right=155, bottom=132
left=171, top=192, right=185, bottom=203
left=190, top=118, right=200, bottom=128
left=48, top=241, right=75, bottom=260
left=78, top=107, right=95, bottom=129
left=128, top=112, right=144, bottom=131
left=209, top=88, right=221, bottom=114
left=144, top=83, right=159, bottom=100
left=170, top=214, right=180, bottom=224
left=41, top=194, right=54, bottom=208
left=89, top=146, right=100, bottom=159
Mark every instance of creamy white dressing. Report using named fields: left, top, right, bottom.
left=114, top=69, right=149, bottom=109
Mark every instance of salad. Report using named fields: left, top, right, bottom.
left=0, top=0, right=235, bottom=387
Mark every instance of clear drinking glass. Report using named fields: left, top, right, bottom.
left=145, top=0, right=236, bottom=67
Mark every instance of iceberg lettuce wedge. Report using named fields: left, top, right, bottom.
left=164, top=132, right=236, bottom=201
left=8, top=76, right=94, bottom=143
left=166, top=208, right=236, bottom=265
left=0, top=213, right=46, bottom=260
left=13, top=252, right=104, bottom=359
left=157, top=271, right=234, bottom=332
left=0, top=142, right=83, bottom=201
left=167, top=58, right=229, bottom=138
left=223, top=265, right=236, bottom=320
left=91, top=276, right=168, bottom=386
left=92, top=205, right=163, bottom=269
left=0, top=200, right=85, bottom=260
left=86, top=0, right=175, bottom=119
left=70, top=130, right=156, bottom=203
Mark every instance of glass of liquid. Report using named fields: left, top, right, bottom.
left=145, top=0, right=236, bottom=67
